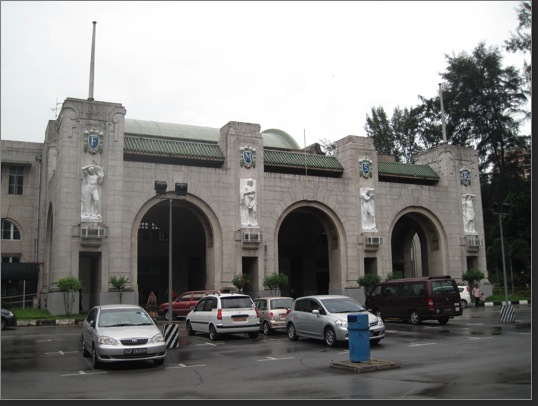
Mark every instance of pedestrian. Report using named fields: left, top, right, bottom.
left=472, top=284, right=481, bottom=308
left=146, top=291, right=158, bottom=318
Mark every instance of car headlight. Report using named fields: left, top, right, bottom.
left=150, top=333, right=165, bottom=343
left=97, top=336, right=118, bottom=346
left=335, top=319, right=348, bottom=328
left=377, top=318, right=384, bottom=326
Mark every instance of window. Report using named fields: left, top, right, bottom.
left=1, top=219, right=21, bottom=240
left=8, top=166, right=24, bottom=195
left=2, top=256, right=21, bottom=263
left=138, top=221, right=168, bottom=242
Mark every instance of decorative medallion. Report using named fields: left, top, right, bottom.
left=240, top=145, right=256, bottom=169
left=359, top=158, right=373, bottom=178
left=460, top=167, right=471, bottom=186
left=84, top=128, right=104, bottom=154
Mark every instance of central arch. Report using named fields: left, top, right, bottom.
left=274, top=201, right=347, bottom=298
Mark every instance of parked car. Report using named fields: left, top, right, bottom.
left=285, top=295, right=385, bottom=347
left=253, top=296, right=294, bottom=335
left=1, top=308, right=17, bottom=330
left=82, top=304, right=166, bottom=368
left=158, top=290, right=220, bottom=320
left=365, top=275, right=463, bottom=325
left=186, top=293, right=260, bottom=340
left=458, top=285, right=471, bottom=308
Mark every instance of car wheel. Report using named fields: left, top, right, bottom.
left=262, top=321, right=272, bottom=335
left=91, top=345, right=102, bottom=369
left=371, top=338, right=381, bottom=345
left=163, top=311, right=171, bottom=321
left=154, top=358, right=165, bottom=366
left=248, top=332, right=259, bottom=339
left=324, top=327, right=338, bottom=347
left=209, top=325, right=220, bottom=341
left=186, top=321, right=196, bottom=336
left=1, top=318, right=6, bottom=331
left=438, top=317, right=449, bottom=325
left=409, top=310, right=421, bottom=325
left=82, top=335, right=91, bottom=357
left=460, top=300, right=467, bottom=308
left=287, top=323, right=298, bottom=341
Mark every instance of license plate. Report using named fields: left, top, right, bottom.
left=233, top=317, right=247, bottom=322
left=124, top=348, right=147, bottom=355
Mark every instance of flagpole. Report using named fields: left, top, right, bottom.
left=88, top=21, right=97, bottom=101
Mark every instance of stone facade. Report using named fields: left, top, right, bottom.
left=1, top=97, right=487, bottom=314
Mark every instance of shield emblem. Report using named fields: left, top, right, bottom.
left=240, top=146, right=256, bottom=168
left=84, top=128, right=103, bottom=154
left=359, top=158, right=373, bottom=178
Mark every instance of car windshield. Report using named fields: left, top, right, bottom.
left=98, top=309, right=154, bottom=327
left=320, top=298, right=366, bottom=314
left=270, top=298, right=294, bottom=309
left=221, top=296, right=253, bottom=309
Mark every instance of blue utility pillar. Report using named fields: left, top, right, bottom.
left=347, top=313, right=370, bottom=362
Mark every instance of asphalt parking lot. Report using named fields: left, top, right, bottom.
left=1, top=304, right=532, bottom=400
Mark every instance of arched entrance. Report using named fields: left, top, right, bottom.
left=135, top=197, right=218, bottom=307
left=391, top=209, right=446, bottom=278
left=277, top=203, right=343, bottom=298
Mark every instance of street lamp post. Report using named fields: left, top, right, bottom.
left=493, top=202, right=514, bottom=323
left=154, top=181, right=188, bottom=347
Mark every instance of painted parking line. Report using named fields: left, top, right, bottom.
left=467, top=336, right=493, bottom=341
left=167, top=363, right=206, bottom=369
left=408, top=342, right=436, bottom=347
left=36, top=339, right=65, bottom=343
left=44, top=350, right=80, bottom=355
left=61, top=370, right=107, bottom=376
left=257, top=356, right=295, bottom=362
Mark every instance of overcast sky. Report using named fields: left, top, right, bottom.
left=1, top=1, right=529, bottom=148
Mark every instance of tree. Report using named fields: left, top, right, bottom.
left=318, top=138, right=336, bottom=156
left=461, top=268, right=485, bottom=287
left=56, top=276, right=82, bottom=316
left=385, top=271, right=403, bottom=281
left=262, top=272, right=289, bottom=296
left=232, top=274, right=250, bottom=293
left=504, top=1, right=531, bottom=99
left=109, top=275, right=129, bottom=304
left=357, top=273, right=381, bottom=296
left=365, top=106, right=399, bottom=160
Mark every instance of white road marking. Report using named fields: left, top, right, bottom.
left=61, top=370, right=107, bottom=376
left=409, top=342, right=436, bottom=347
left=257, top=356, right=294, bottom=361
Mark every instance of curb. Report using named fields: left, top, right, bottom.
left=17, top=319, right=84, bottom=327
left=484, top=300, right=531, bottom=307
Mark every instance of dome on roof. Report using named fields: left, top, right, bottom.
left=261, top=129, right=301, bottom=150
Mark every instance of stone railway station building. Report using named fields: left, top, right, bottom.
left=1, top=96, right=487, bottom=314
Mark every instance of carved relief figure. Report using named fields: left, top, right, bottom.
left=462, top=194, right=476, bottom=234
left=81, top=165, right=104, bottom=221
left=361, top=187, right=376, bottom=230
left=240, top=178, right=257, bottom=226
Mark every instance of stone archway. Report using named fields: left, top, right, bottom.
left=275, top=202, right=346, bottom=298
left=131, top=195, right=222, bottom=307
left=390, top=209, right=447, bottom=278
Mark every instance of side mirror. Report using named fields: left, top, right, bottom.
left=312, top=309, right=320, bottom=316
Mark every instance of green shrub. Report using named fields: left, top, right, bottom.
left=262, top=272, right=289, bottom=296
left=56, top=275, right=82, bottom=316
left=357, top=273, right=381, bottom=295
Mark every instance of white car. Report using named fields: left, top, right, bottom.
left=186, top=293, right=260, bottom=340
left=458, top=285, right=471, bottom=308
left=82, top=304, right=166, bottom=369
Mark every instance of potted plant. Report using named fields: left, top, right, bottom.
left=109, top=275, right=129, bottom=304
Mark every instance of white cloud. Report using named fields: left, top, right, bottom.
left=1, top=1, right=530, bottom=146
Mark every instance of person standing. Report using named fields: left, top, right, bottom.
left=146, top=291, right=158, bottom=318
left=472, top=284, right=481, bottom=308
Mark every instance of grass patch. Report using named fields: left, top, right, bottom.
left=484, top=288, right=531, bottom=302
left=11, top=308, right=87, bottom=321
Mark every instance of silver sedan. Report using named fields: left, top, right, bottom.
left=82, top=304, right=166, bottom=368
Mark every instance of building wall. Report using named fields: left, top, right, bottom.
left=1, top=97, right=487, bottom=314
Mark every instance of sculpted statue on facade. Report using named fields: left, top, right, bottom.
left=462, top=194, right=476, bottom=234
left=240, top=178, right=257, bottom=226
left=81, top=165, right=104, bottom=221
left=361, top=187, right=376, bottom=230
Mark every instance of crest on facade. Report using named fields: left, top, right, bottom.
left=359, top=158, right=373, bottom=178
left=84, top=128, right=104, bottom=154
left=240, top=145, right=256, bottom=169
left=460, top=167, right=471, bottom=186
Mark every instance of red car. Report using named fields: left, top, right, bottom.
left=158, top=290, right=220, bottom=320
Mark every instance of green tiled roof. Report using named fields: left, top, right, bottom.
left=378, top=161, right=439, bottom=182
left=264, top=150, right=344, bottom=172
left=124, top=135, right=225, bottom=163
